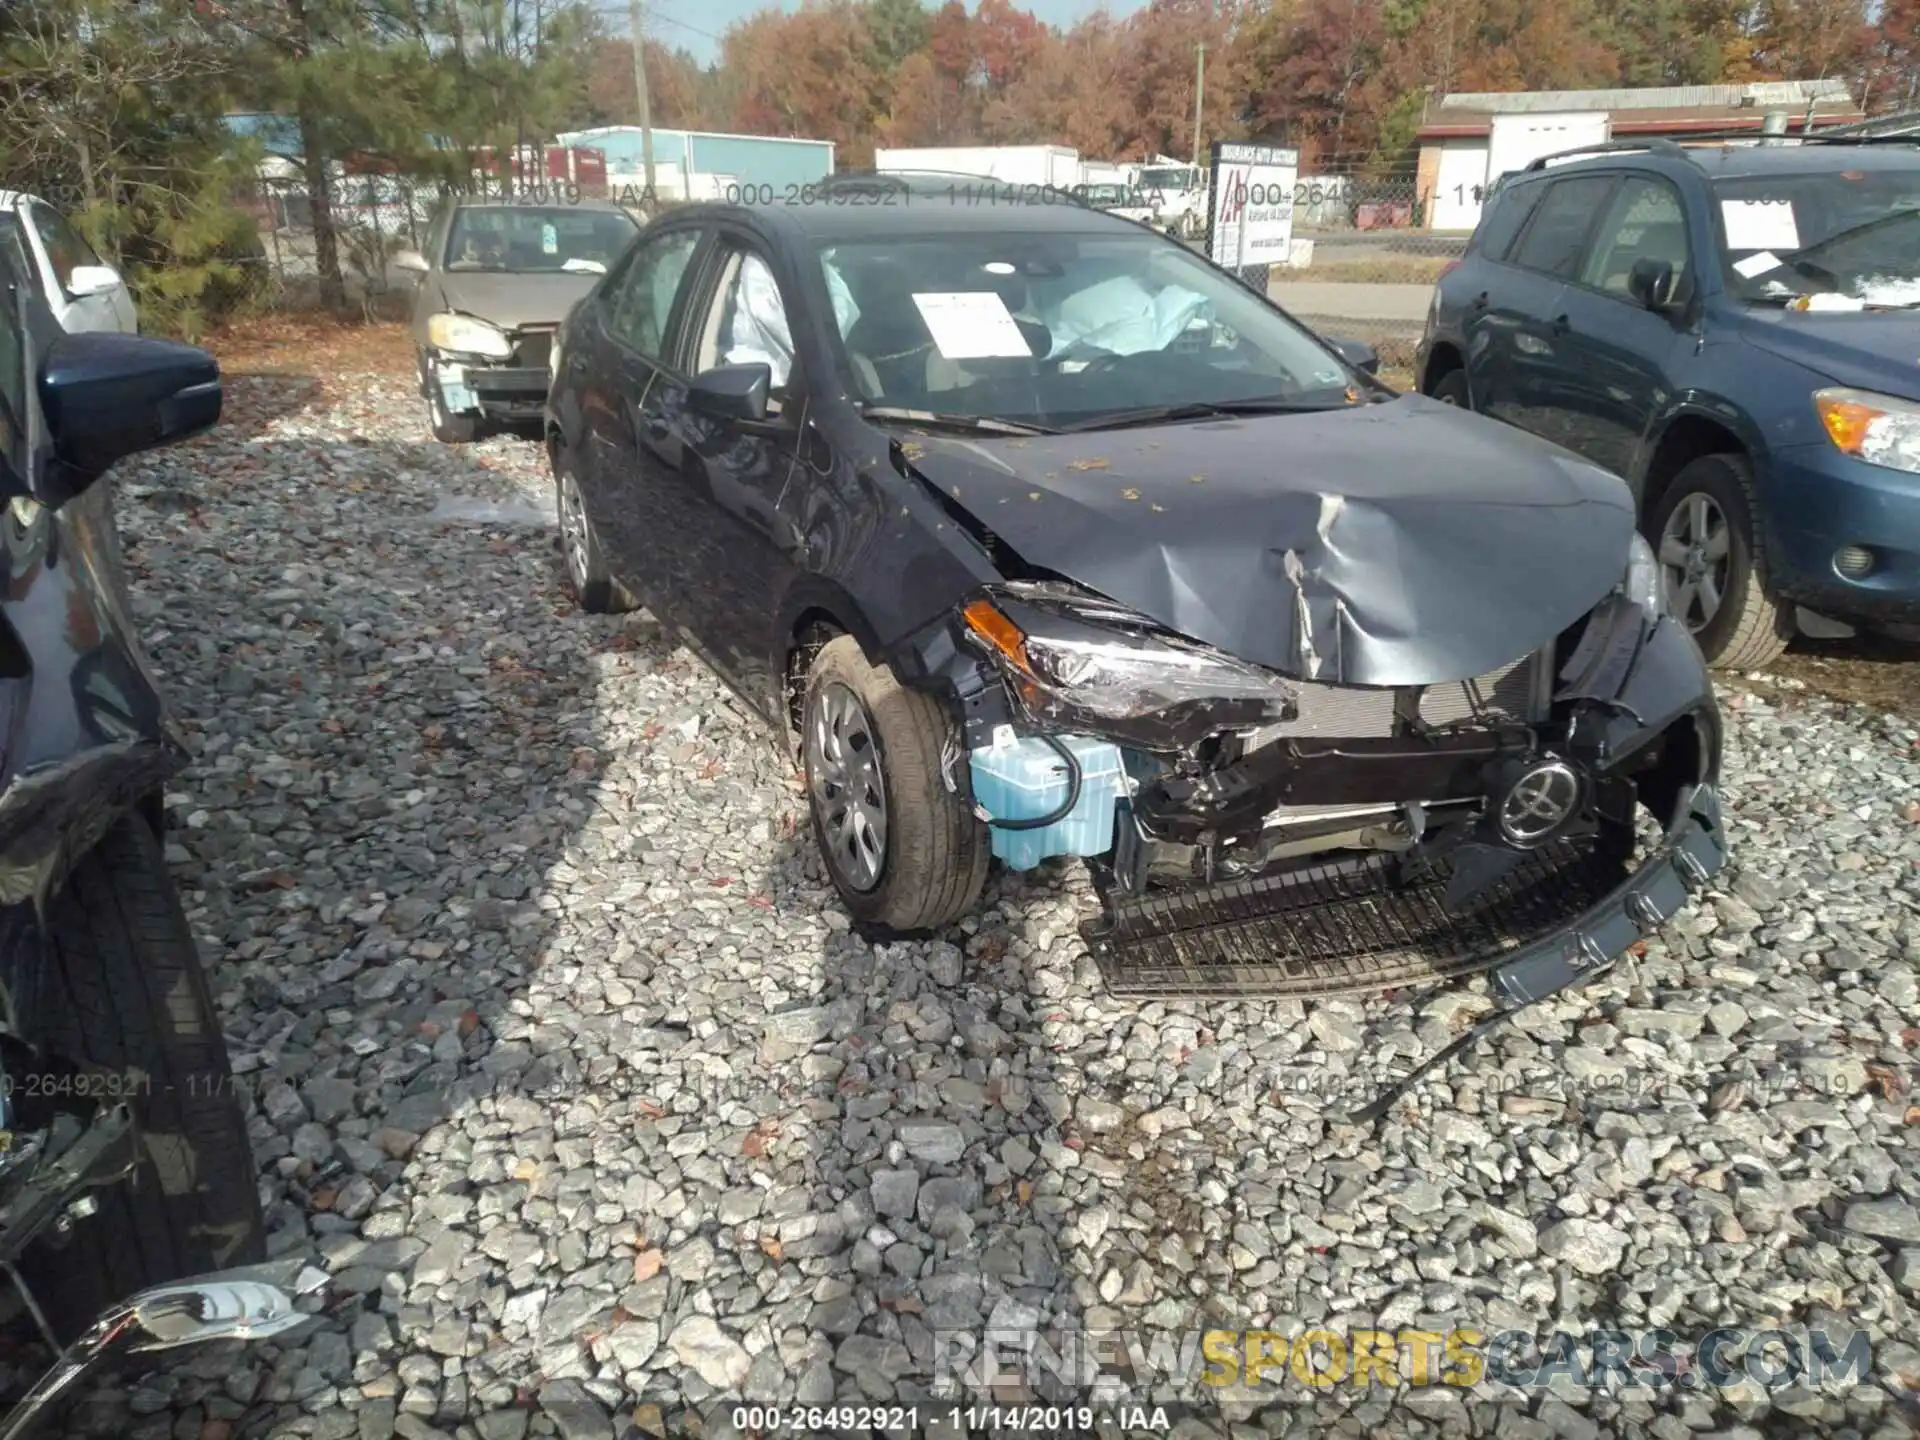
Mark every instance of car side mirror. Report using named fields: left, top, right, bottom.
left=36, top=332, right=221, bottom=507
left=689, top=362, right=772, bottom=423
left=1327, top=335, right=1380, bottom=375
left=393, top=249, right=431, bottom=275
left=66, top=264, right=123, bottom=299
left=1628, top=257, right=1681, bottom=312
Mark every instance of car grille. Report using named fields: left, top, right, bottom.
left=1243, top=649, right=1548, bottom=744
left=513, top=328, right=555, bottom=370
left=1084, top=830, right=1631, bottom=999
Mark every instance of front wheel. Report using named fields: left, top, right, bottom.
left=15, top=814, right=264, bottom=1343
left=801, top=636, right=988, bottom=936
left=1429, top=369, right=1471, bottom=407
left=554, top=455, right=632, bottom=614
left=1646, top=453, right=1792, bottom=669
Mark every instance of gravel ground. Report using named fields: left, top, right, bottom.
left=47, top=366, right=1920, bottom=1437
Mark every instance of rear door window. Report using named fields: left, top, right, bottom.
left=605, top=228, right=702, bottom=364
left=1510, top=175, right=1618, bottom=280
left=1473, top=180, right=1546, bottom=262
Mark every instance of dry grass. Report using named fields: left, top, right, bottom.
left=1289, top=255, right=1454, bottom=285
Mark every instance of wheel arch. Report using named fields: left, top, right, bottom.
left=1421, top=340, right=1466, bottom=394
left=1637, top=406, right=1757, bottom=516
left=774, top=583, right=887, bottom=757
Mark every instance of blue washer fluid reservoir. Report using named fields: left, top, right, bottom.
left=968, top=729, right=1127, bottom=870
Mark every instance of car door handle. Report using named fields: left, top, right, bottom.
left=1549, top=314, right=1571, bottom=336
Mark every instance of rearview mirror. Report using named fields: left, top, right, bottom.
left=393, top=249, right=431, bottom=275
left=37, top=332, right=221, bottom=506
left=66, top=264, right=123, bottom=299
left=1326, top=335, right=1380, bottom=376
left=689, top=362, right=772, bottom=423
left=1628, top=257, right=1681, bottom=312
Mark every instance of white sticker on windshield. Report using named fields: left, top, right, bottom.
left=911, top=291, right=1031, bottom=359
left=1721, top=200, right=1799, bottom=252
left=1733, top=250, right=1783, bottom=279
left=541, top=222, right=558, bottom=255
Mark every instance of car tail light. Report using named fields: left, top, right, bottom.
left=1439, top=260, right=1461, bottom=279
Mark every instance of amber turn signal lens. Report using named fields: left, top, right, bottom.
left=961, top=599, right=1031, bottom=675
left=1817, top=393, right=1879, bottom=454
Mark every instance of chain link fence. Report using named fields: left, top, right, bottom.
left=1264, top=160, right=1470, bottom=389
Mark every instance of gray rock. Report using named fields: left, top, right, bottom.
left=669, top=1315, right=751, bottom=1388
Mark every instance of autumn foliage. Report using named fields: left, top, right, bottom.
left=581, top=0, right=1920, bottom=171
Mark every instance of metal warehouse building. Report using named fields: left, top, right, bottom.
left=554, top=126, right=835, bottom=201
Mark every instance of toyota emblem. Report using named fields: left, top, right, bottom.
left=1497, top=759, right=1582, bottom=846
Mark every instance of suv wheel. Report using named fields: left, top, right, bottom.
left=1430, top=370, right=1471, bottom=407
left=1647, top=453, right=1791, bottom=669
left=800, top=636, right=988, bottom=936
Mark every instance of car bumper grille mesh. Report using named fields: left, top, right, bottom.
left=1084, top=832, right=1632, bottom=999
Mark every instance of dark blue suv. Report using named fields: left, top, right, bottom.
left=1418, top=140, right=1920, bottom=667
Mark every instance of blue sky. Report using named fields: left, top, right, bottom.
left=634, top=0, right=1144, bottom=64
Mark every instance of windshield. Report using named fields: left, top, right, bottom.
left=1139, top=167, right=1199, bottom=194
left=444, top=206, right=637, bottom=274
left=1715, top=169, right=1920, bottom=307
left=816, top=228, right=1360, bottom=430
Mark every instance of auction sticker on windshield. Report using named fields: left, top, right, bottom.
left=1722, top=199, right=1799, bottom=251
left=912, top=291, right=1032, bottom=359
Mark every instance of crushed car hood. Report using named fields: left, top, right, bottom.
left=903, top=395, right=1636, bottom=686
left=438, top=271, right=598, bottom=330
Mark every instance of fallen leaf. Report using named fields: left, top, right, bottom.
left=711, top=875, right=733, bottom=887
left=1017, top=1180, right=1034, bottom=1206
left=1068, top=456, right=1112, bottom=471
left=1907, top=1104, right=1920, bottom=1125
left=1869, top=1063, right=1911, bottom=1100
left=636, top=1098, right=666, bottom=1121
left=458, top=1009, right=480, bottom=1038
left=1901, top=1027, right=1920, bottom=1049
left=1906, top=801, right=1920, bottom=823
left=748, top=893, right=774, bottom=910
left=632, top=1247, right=664, bottom=1282
left=309, top=1185, right=336, bottom=1211
left=759, top=1235, right=784, bottom=1262
left=742, top=1130, right=769, bottom=1158
left=1120, top=487, right=1141, bottom=500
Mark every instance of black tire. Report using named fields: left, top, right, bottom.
left=801, top=636, right=988, bottom=935
left=1645, top=453, right=1792, bottom=670
left=553, top=453, right=633, bottom=614
left=16, top=815, right=263, bottom=1343
left=1429, top=368, right=1471, bottom=407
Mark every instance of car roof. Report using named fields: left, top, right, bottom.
left=1530, top=140, right=1920, bottom=184
left=663, top=190, right=1146, bottom=247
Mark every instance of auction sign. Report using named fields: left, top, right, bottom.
left=1207, top=141, right=1301, bottom=272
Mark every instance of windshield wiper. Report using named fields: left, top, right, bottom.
left=858, top=406, right=1058, bottom=436
left=1055, top=396, right=1353, bottom=433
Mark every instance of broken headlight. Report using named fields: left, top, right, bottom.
left=426, top=312, right=513, bottom=360
left=960, top=584, right=1297, bottom=751
left=1623, top=532, right=1666, bottom=617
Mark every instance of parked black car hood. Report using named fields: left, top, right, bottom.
left=1737, top=309, right=1920, bottom=401
left=901, top=395, right=1636, bottom=687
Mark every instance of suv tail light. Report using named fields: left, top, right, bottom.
left=1439, top=259, right=1461, bottom=279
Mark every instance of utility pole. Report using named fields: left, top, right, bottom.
left=1191, top=41, right=1206, bottom=169
left=629, top=0, right=657, bottom=198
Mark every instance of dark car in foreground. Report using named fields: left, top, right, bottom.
left=1419, top=139, right=1920, bottom=668
left=397, top=196, right=639, bottom=442
left=0, top=240, right=319, bottom=1431
left=546, top=180, right=1725, bottom=1106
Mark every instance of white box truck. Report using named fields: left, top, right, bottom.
left=875, top=145, right=1083, bottom=189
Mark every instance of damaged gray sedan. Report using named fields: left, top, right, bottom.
left=545, top=182, right=1725, bottom=1108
